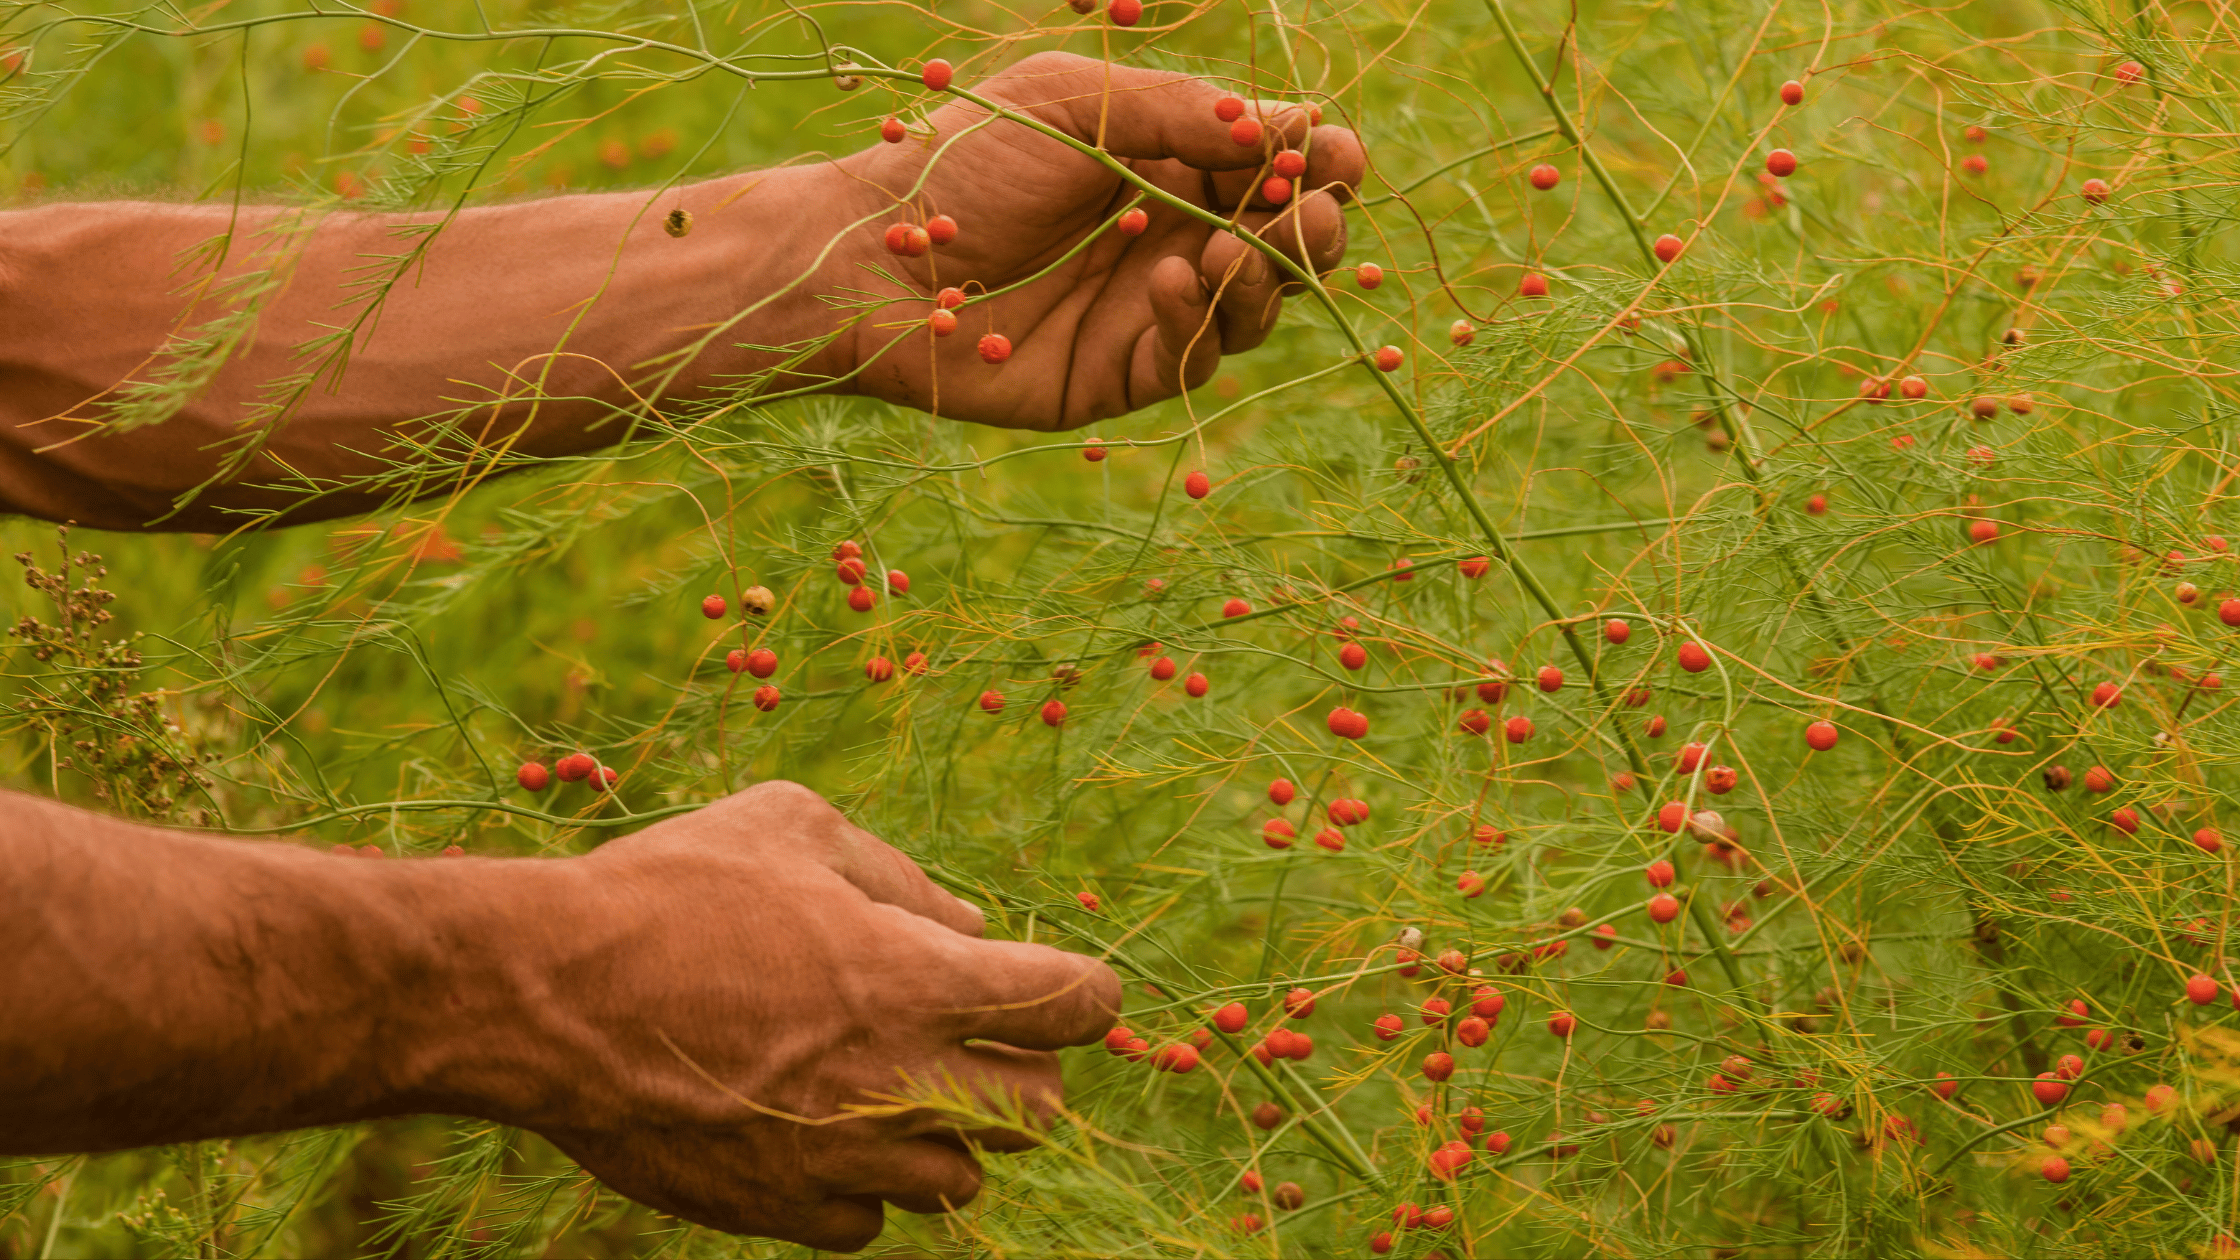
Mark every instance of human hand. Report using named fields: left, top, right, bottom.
left=829, top=51, right=1366, bottom=429
left=458, top=781, right=1120, bottom=1250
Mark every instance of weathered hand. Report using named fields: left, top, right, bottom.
left=481, top=782, right=1120, bottom=1250
left=832, top=51, right=1365, bottom=429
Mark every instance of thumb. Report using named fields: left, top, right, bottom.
left=977, top=51, right=1314, bottom=171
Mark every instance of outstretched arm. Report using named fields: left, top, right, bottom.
left=0, top=783, right=1121, bottom=1251
left=0, top=52, right=1362, bottom=532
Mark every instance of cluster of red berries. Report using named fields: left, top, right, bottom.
left=516, top=752, right=618, bottom=793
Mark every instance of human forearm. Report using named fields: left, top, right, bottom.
left=0, top=165, right=863, bottom=531
left=0, top=794, right=541, bottom=1152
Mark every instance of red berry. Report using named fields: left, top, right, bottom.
left=1647, top=714, right=1668, bottom=737
left=926, top=214, right=957, bottom=246
left=1705, top=765, right=1737, bottom=795
left=978, top=690, right=1005, bottom=714
left=1658, top=801, right=1688, bottom=832
left=1356, top=262, right=1384, bottom=290
left=903, top=651, right=928, bottom=674
left=1934, top=1072, right=1958, bottom=1100
left=1591, top=923, right=1617, bottom=951
left=1527, top=162, right=1559, bottom=190
left=1155, top=1043, right=1200, bottom=1073
left=1765, top=148, right=1798, bottom=177
left=1328, top=707, right=1369, bottom=739
left=1653, top=233, right=1683, bottom=263
left=880, top=117, right=906, bottom=144
left=1648, top=893, right=1681, bottom=924
left=1961, top=154, right=1987, bottom=175
left=836, top=557, right=867, bottom=585
left=1519, top=272, right=1549, bottom=298
left=2031, top=1073, right=2067, bottom=1105
left=1805, top=720, right=1839, bottom=751
left=883, top=223, right=930, bottom=256
left=928, top=309, right=957, bottom=337
left=1422, top=1051, right=1455, bottom=1081
left=752, top=684, right=780, bottom=712
left=1272, top=148, right=1306, bottom=179
left=1537, top=664, right=1564, bottom=692
left=2090, top=682, right=2122, bottom=709
left=744, top=647, right=777, bottom=678
left=724, top=649, right=747, bottom=673
left=1678, top=742, right=1707, bottom=774
left=2056, top=1054, right=2083, bottom=1080
left=1458, top=708, right=1490, bottom=736
left=1184, top=470, right=1211, bottom=499
left=1504, top=715, right=1534, bottom=743
left=2083, top=765, right=2114, bottom=793
left=1213, top=95, right=1245, bottom=123
left=1184, top=671, right=1209, bottom=698
left=591, top=765, right=619, bottom=791
left=1283, top=987, right=1315, bottom=1018
left=2041, top=1156, right=2070, bottom=1183
left=2194, top=827, right=2222, bottom=854
left=1965, top=124, right=1987, bottom=142
left=1369, top=1232, right=1395, bottom=1255
left=1460, top=556, right=1490, bottom=577
left=2082, top=177, right=2110, bottom=203
left=1339, top=642, right=1368, bottom=671
left=1313, top=828, right=1344, bottom=852
left=1150, top=656, right=1176, bottom=680
left=1604, top=618, right=1632, bottom=644
left=977, top=333, right=1012, bottom=364
left=1328, top=797, right=1369, bottom=826
left=1450, top=319, right=1476, bottom=346
left=864, top=656, right=894, bottom=682
left=921, top=58, right=953, bottom=90
left=846, top=586, right=874, bottom=612
left=556, top=752, right=594, bottom=782
left=1548, top=1011, right=1576, bottom=1038
left=2188, top=973, right=2221, bottom=1005
left=2221, top=598, right=2240, bottom=627
left=1108, top=0, right=1142, bottom=24
left=1807, top=493, right=1828, bottom=515
left=1456, top=869, right=1485, bottom=897
left=1041, top=698, right=1066, bottom=727
left=1222, top=597, right=1250, bottom=618
left=1677, top=642, right=1711, bottom=672
left=2056, top=999, right=2087, bottom=1027
left=516, top=761, right=550, bottom=791
left=1212, top=1002, right=1247, bottom=1034
left=935, top=287, right=966, bottom=310
left=1080, top=436, right=1106, bottom=462
left=2114, top=59, right=2144, bottom=84
left=886, top=569, right=909, bottom=595
left=1229, top=116, right=1263, bottom=148
left=1262, top=819, right=1295, bottom=849
left=1779, top=79, right=1804, bottom=106
left=1374, top=345, right=1403, bottom=372
left=1117, top=207, right=1149, bottom=236
left=1968, top=519, right=2000, bottom=545
left=1899, top=374, right=1927, bottom=400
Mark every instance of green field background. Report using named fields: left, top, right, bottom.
left=6, top=0, right=2240, bottom=1256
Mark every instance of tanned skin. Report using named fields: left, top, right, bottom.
left=0, top=52, right=1365, bottom=1250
